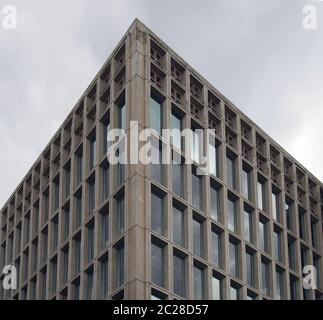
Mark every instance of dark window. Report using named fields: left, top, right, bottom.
left=151, top=242, right=164, bottom=288
left=193, top=218, right=203, bottom=258
left=173, top=254, right=186, bottom=298
left=151, top=191, right=164, bottom=235
left=173, top=206, right=184, bottom=247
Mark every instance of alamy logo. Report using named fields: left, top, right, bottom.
left=302, top=0, right=323, bottom=30
left=2, top=5, right=17, bottom=30
left=1, top=265, right=17, bottom=290
left=303, top=265, right=317, bottom=290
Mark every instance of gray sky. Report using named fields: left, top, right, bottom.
left=0, top=0, right=322, bottom=206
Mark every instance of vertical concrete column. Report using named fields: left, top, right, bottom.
left=124, top=21, right=150, bottom=299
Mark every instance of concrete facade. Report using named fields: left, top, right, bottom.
left=0, top=19, right=322, bottom=300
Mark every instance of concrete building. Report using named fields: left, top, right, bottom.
left=0, top=19, right=322, bottom=300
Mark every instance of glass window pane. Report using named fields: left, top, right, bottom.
left=212, top=231, right=220, bottom=268
left=210, top=185, right=219, bottom=221
left=242, top=169, right=251, bottom=200
left=226, top=157, right=236, bottom=189
left=227, top=198, right=237, bottom=232
left=151, top=192, right=164, bottom=235
left=151, top=242, right=164, bottom=287
left=212, top=277, right=222, bottom=300
left=117, top=195, right=125, bottom=235
left=172, top=158, right=183, bottom=197
left=173, top=206, right=184, bottom=247
left=150, top=97, right=162, bottom=135
left=209, top=142, right=218, bottom=177
left=193, top=266, right=204, bottom=300
left=192, top=170, right=202, bottom=210
left=245, top=252, right=255, bottom=287
left=173, top=254, right=185, bottom=297
left=193, top=219, right=203, bottom=258
left=171, top=112, right=182, bottom=151
left=229, top=242, right=238, bottom=278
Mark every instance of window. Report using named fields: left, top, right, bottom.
left=87, top=223, right=94, bottom=262
left=64, top=167, right=71, bottom=200
left=271, top=189, right=280, bottom=221
left=89, top=138, right=96, bottom=170
left=290, top=277, right=298, bottom=300
left=50, top=258, right=57, bottom=295
left=208, top=139, right=219, bottom=177
left=118, top=103, right=126, bottom=131
left=257, top=179, right=266, bottom=211
left=53, top=179, right=60, bottom=212
left=52, top=216, right=59, bottom=252
left=193, top=217, right=203, bottom=258
left=261, top=260, right=270, bottom=296
left=275, top=270, right=284, bottom=300
left=311, top=220, right=319, bottom=249
left=172, top=156, right=183, bottom=197
left=299, top=208, right=306, bottom=240
left=227, top=196, right=237, bottom=233
left=226, top=156, right=236, bottom=189
left=63, top=209, right=70, bottom=241
left=151, top=241, right=164, bottom=288
left=116, top=153, right=125, bottom=186
left=74, top=235, right=81, bottom=275
left=102, top=165, right=109, bottom=200
left=43, top=193, right=49, bottom=223
left=88, top=180, right=95, bottom=215
left=72, top=278, right=80, bottom=300
left=212, top=275, right=223, bottom=300
left=23, top=214, right=30, bottom=246
left=171, top=111, right=182, bottom=151
left=103, top=121, right=111, bottom=155
left=230, top=285, right=239, bottom=300
left=76, top=153, right=83, bottom=185
left=243, top=207, right=253, bottom=243
left=151, top=138, right=163, bottom=185
left=274, top=230, right=282, bottom=262
left=288, top=238, right=296, bottom=271
left=173, top=205, right=184, bottom=247
left=285, top=200, right=293, bottom=230
left=193, top=265, right=205, bottom=300
left=116, top=242, right=124, bottom=288
left=313, top=255, right=320, bottom=289
left=150, top=96, right=162, bottom=135
left=259, top=219, right=268, bottom=253
left=116, top=193, right=125, bottom=235
left=229, top=241, right=239, bottom=278
left=101, top=210, right=109, bottom=249
left=191, top=127, right=201, bottom=164
left=211, top=230, right=221, bottom=268
left=33, top=205, right=39, bottom=235
left=151, top=191, right=164, bottom=235
left=62, top=247, right=69, bottom=285
left=100, top=256, right=109, bottom=299
left=245, top=250, right=255, bottom=287
left=173, top=253, right=186, bottom=298
left=41, top=228, right=48, bottom=263
left=192, top=167, right=202, bottom=210
left=30, top=278, right=37, bottom=300
left=40, top=268, right=47, bottom=300
left=75, top=193, right=82, bottom=228
left=241, top=166, right=252, bottom=201
left=301, top=247, right=307, bottom=272
left=86, top=268, right=94, bottom=300
left=210, top=183, right=220, bottom=221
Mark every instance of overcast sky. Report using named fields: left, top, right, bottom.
left=0, top=0, right=322, bottom=206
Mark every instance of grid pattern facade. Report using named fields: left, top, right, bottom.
left=0, top=19, right=322, bottom=300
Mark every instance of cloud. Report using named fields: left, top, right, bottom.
left=0, top=0, right=322, bottom=206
